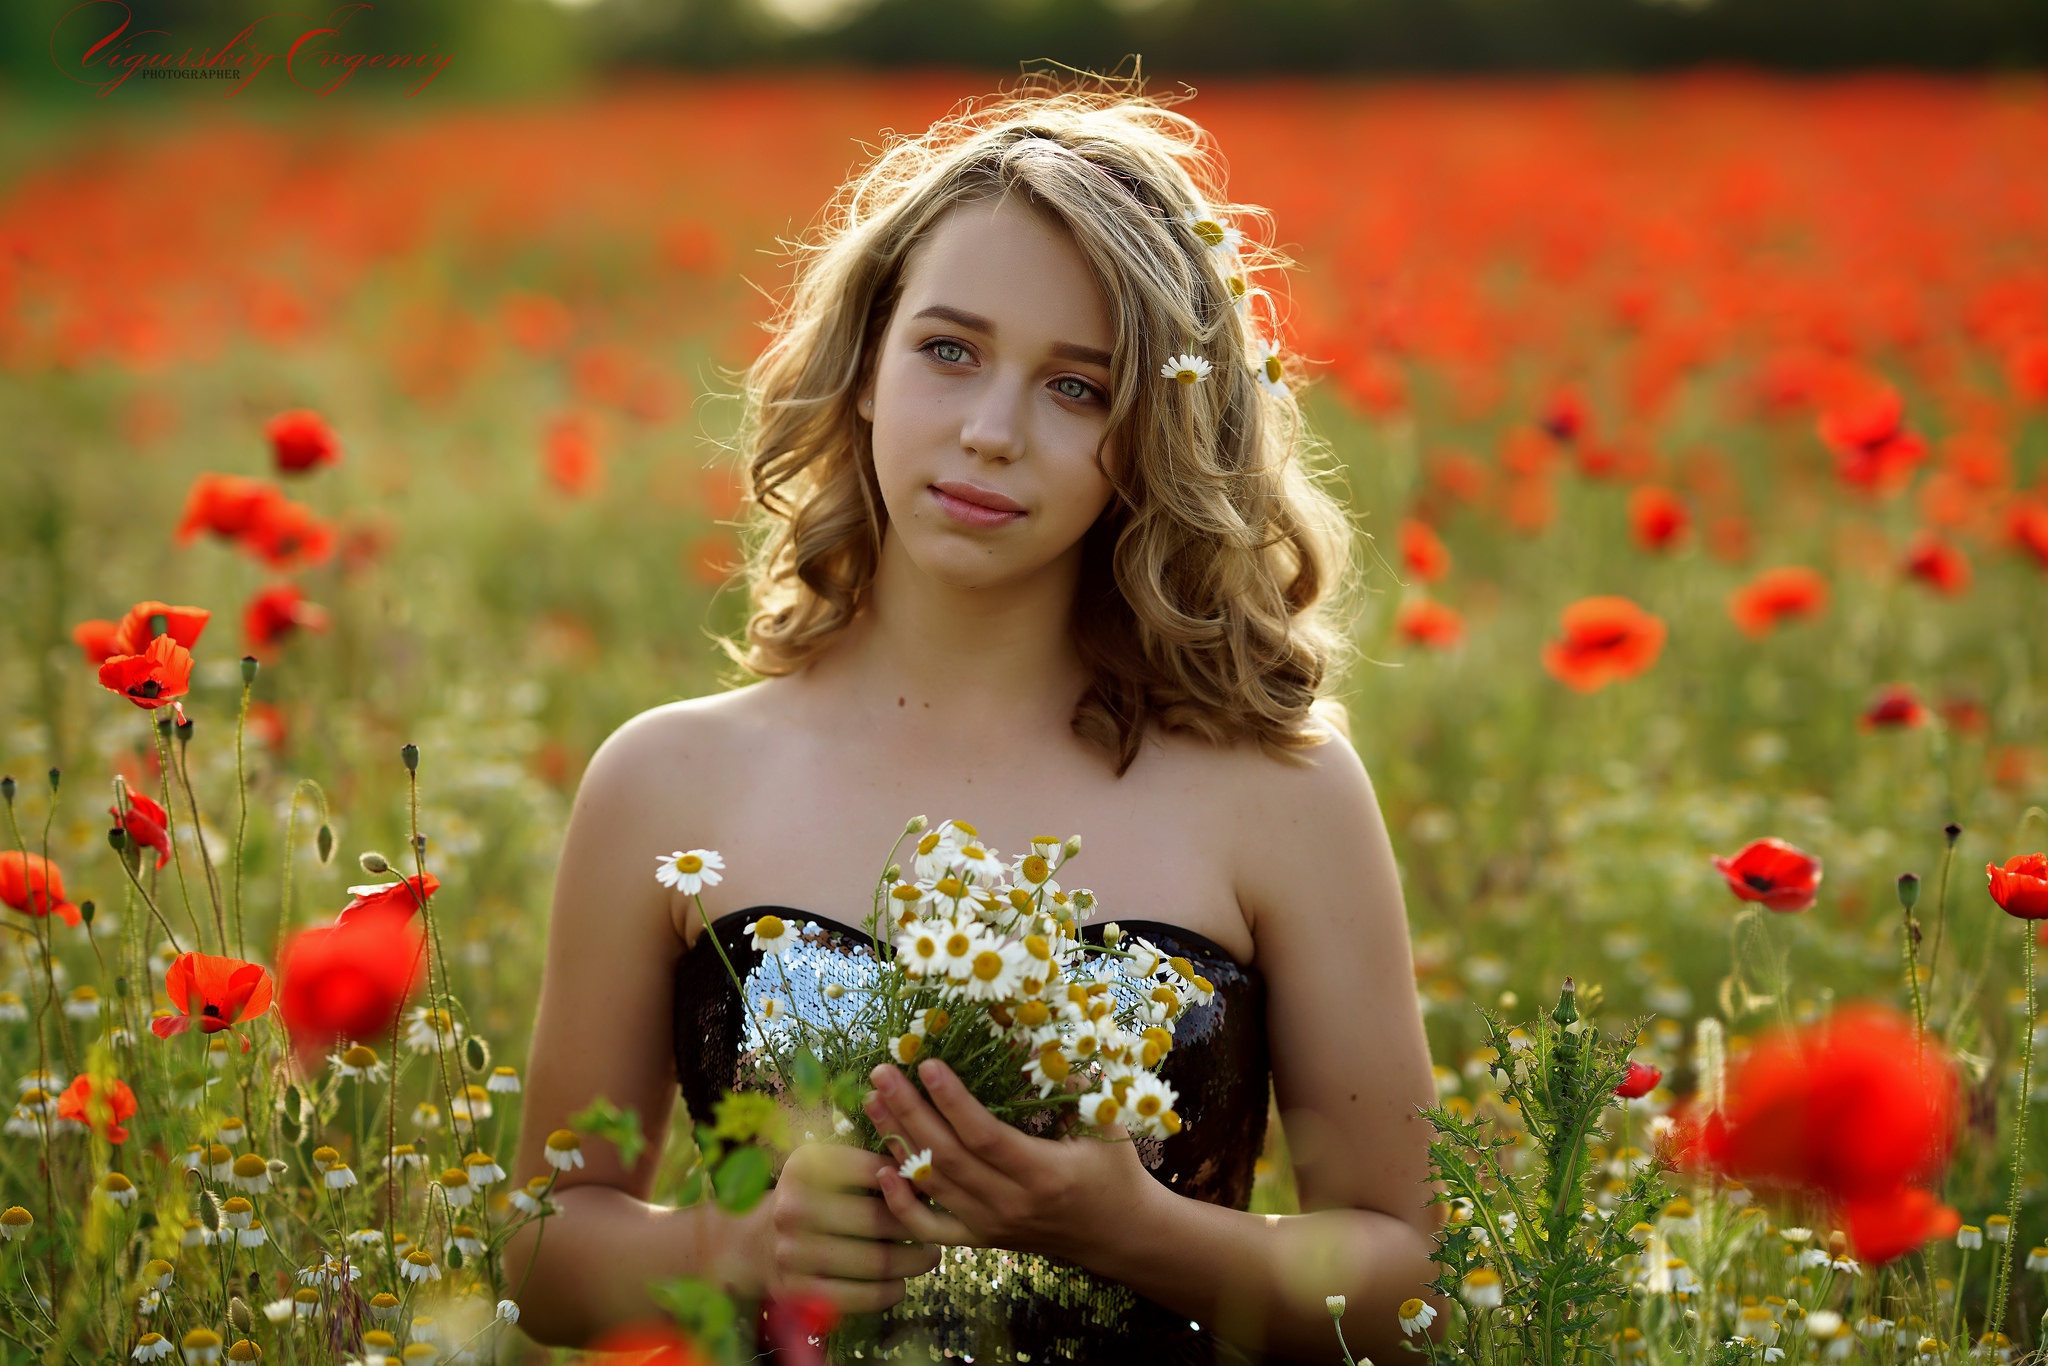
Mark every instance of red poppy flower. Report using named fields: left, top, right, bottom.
left=240, top=497, right=335, bottom=571
left=0, top=851, right=82, bottom=927
left=1859, top=684, right=1928, bottom=731
left=1818, top=382, right=1927, bottom=496
left=71, top=617, right=124, bottom=665
left=765, top=1293, right=840, bottom=1366
left=109, top=601, right=210, bottom=657
left=110, top=790, right=171, bottom=871
left=1538, top=383, right=1590, bottom=443
left=1615, top=1062, right=1662, bottom=1099
left=1902, top=532, right=1972, bottom=596
left=1540, top=596, right=1666, bottom=692
left=336, top=873, right=441, bottom=927
left=176, top=472, right=288, bottom=546
left=243, top=583, right=332, bottom=656
left=1395, top=598, right=1464, bottom=649
left=247, top=701, right=290, bottom=754
left=545, top=412, right=604, bottom=497
left=266, top=408, right=342, bottom=474
left=1398, top=519, right=1452, bottom=583
left=1711, top=837, right=1822, bottom=913
left=56, top=1073, right=138, bottom=1144
left=1840, top=1184, right=1963, bottom=1265
left=2008, top=499, right=2048, bottom=569
left=1700, top=1004, right=1959, bottom=1261
left=151, top=952, right=275, bottom=1043
left=97, top=634, right=194, bottom=712
left=1727, top=566, right=1829, bottom=638
left=277, top=903, right=425, bottom=1057
left=1939, top=693, right=1988, bottom=736
left=587, top=1321, right=711, bottom=1366
left=1626, top=485, right=1689, bottom=553
left=1987, top=853, right=2048, bottom=920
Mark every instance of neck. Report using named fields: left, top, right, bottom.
left=798, top=534, right=1092, bottom=743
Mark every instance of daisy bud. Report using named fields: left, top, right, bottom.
left=496, top=1299, right=519, bottom=1324
left=358, top=852, right=390, bottom=875
left=1325, top=1295, right=1346, bottom=1318
left=1063, top=835, right=1082, bottom=860
left=905, top=815, right=927, bottom=834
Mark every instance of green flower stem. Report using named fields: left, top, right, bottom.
left=1989, top=923, right=2035, bottom=1342
left=1951, top=1245, right=1972, bottom=1345
left=694, top=893, right=793, bottom=1088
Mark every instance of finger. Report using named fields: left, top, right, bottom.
left=877, top=1165, right=982, bottom=1248
left=868, top=1065, right=1000, bottom=1209
left=790, top=1140, right=900, bottom=1191
left=781, top=1185, right=928, bottom=1243
left=863, top=1090, right=914, bottom=1161
left=779, top=1230, right=942, bottom=1283
left=775, top=1272, right=912, bottom=1316
left=917, top=1060, right=1038, bottom=1172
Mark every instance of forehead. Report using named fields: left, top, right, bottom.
left=897, top=196, right=1113, bottom=344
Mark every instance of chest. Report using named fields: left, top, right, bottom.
left=667, top=688, right=1256, bottom=965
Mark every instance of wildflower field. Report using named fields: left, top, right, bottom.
left=1, top=70, right=2046, bottom=1364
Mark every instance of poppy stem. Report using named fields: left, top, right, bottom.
left=1989, top=921, right=2033, bottom=1342
left=150, top=718, right=210, bottom=955
left=1925, top=826, right=1960, bottom=1024
left=231, top=676, right=252, bottom=962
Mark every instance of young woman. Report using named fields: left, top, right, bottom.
left=505, top=71, right=1443, bottom=1365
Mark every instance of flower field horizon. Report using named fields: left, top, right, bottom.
left=1, top=69, right=2046, bottom=1362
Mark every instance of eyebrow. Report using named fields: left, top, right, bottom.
left=909, top=304, right=1112, bottom=369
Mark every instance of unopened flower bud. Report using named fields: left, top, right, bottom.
left=1945, top=822, right=1962, bottom=843
left=1326, top=1294, right=1346, bottom=1318
left=79, top=900, right=94, bottom=926
left=884, top=864, right=901, bottom=884
left=400, top=743, right=419, bottom=772
left=0, top=776, right=14, bottom=804
left=1063, top=835, right=1082, bottom=861
left=1897, top=872, right=1921, bottom=910
left=46, top=767, right=59, bottom=794
left=229, top=1295, right=255, bottom=1333
left=176, top=714, right=193, bottom=742
left=359, top=852, right=391, bottom=875
left=316, top=824, right=334, bottom=865
left=1552, top=977, right=1579, bottom=1026
left=240, top=656, right=258, bottom=686
left=109, top=826, right=128, bottom=852
left=905, top=815, right=927, bottom=834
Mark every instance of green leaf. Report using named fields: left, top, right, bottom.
left=649, top=1276, right=737, bottom=1346
left=568, top=1096, right=647, bottom=1168
left=712, top=1145, right=773, bottom=1214
left=792, top=1046, right=827, bottom=1104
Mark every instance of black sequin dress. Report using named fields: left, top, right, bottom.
left=673, top=906, right=1276, bottom=1365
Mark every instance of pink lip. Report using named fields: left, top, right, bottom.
left=930, top=485, right=1025, bottom=528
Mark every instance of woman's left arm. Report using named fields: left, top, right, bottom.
left=864, top=724, right=1449, bottom=1362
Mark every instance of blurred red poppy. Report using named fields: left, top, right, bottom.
left=1859, top=684, right=1928, bottom=731
left=585, top=1321, right=711, bottom=1366
left=1818, top=382, right=1926, bottom=496
left=1395, top=598, right=1464, bottom=650
left=765, top=1293, right=840, bottom=1366
left=1696, top=1003, right=1959, bottom=1263
left=243, top=583, right=332, bottom=656
left=1626, top=485, right=1689, bottom=553
left=56, top=1074, right=138, bottom=1144
left=1987, top=853, right=2048, bottom=920
left=152, top=952, right=274, bottom=1045
left=1727, top=566, right=1828, bottom=638
left=1711, top=837, right=1822, bottom=913
left=241, top=497, right=335, bottom=571
left=266, top=408, right=342, bottom=474
left=2009, top=499, right=2048, bottom=569
left=0, top=851, right=82, bottom=927
left=176, top=472, right=287, bottom=546
left=1839, top=1184, right=1963, bottom=1265
left=545, top=412, right=604, bottom=497
left=110, top=789, right=171, bottom=870
left=1399, top=519, right=1451, bottom=583
left=1538, top=383, right=1589, bottom=443
left=1902, top=532, right=1971, bottom=596
left=337, top=873, right=441, bottom=927
left=1540, top=596, right=1666, bottom=692
left=98, top=635, right=194, bottom=711
left=1615, top=1062, right=1662, bottom=1099
left=277, top=904, right=425, bottom=1059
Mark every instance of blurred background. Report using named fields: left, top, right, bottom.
left=0, top=0, right=2044, bottom=1259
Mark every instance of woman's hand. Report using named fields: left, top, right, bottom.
left=862, top=1059, right=1156, bottom=1263
left=752, top=1141, right=943, bottom=1313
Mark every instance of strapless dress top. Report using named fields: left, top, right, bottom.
left=673, top=905, right=1276, bottom=1364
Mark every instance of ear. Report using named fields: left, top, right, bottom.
left=856, top=381, right=875, bottom=420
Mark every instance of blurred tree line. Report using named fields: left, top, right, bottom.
left=0, top=0, right=2041, bottom=108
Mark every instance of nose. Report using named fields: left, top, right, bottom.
left=955, top=373, right=1027, bottom=463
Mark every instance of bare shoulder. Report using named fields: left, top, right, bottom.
left=1224, top=706, right=1390, bottom=941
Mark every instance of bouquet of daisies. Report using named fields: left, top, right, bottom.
left=660, top=815, right=1206, bottom=1154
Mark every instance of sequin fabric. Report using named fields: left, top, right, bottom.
left=673, top=905, right=1275, bottom=1365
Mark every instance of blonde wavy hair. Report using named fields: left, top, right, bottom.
left=707, top=64, right=1367, bottom=778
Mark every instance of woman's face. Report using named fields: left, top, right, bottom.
left=856, top=195, right=1120, bottom=589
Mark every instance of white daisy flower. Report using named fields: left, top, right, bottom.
left=656, top=848, right=723, bottom=896
left=63, top=987, right=102, bottom=1021
left=99, top=1171, right=139, bottom=1208
left=1159, top=352, right=1212, bottom=386
left=509, top=1176, right=558, bottom=1215
left=1397, top=1297, right=1437, bottom=1335
left=1078, top=1085, right=1124, bottom=1131
left=0, top=992, right=26, bottom=1023
left=744, top=914, right=798, bottom=955
left=898, top=1148, right=933, bottom=1184
left=1122, top=1073, right=1179, bottom=1138
left=1251, top=337, right=1287, bottom=397
left=180, top=1328, right=223, bottom=1364
left=446, top=1224, right=485, bottom=1258
left=952, top=841, right=1007, bottom=885
left=496, top=1300, right=520, bottom=1325
left=436, top=1168, right=475, bottom=1209
left=1182, top=207, right=1243, bottom=256
left=132, top=1332, right=174, bottom=1361
left=895, top=924, right=946, bottom=978
left=463, top=1152, right=507, bottom=1185
left=1460, top=1266, right=1504, bottom=1309
left=404, top=1007, right=462, bottom=1053
left=347, top=1228, right=386, bottom=1249
left=544, top=1129, right=585, bottom=1171
left=960, top=939, right=1027, bottom=1003
left=938, top=918, right=986, bottom=983
left=398, top=1250, right=441, bottom=1284
left=261, top=1298, right=293, bottom=1325
left=237, top=1219, right=267, bottom=1249
left=330, top=1044, right=389, bottom=1082
left=325, top=1163, right=358, bottom=1190
left=486, top=1067, right=520, bottom=1093
left=1124, top=937, right=1165, bottom=978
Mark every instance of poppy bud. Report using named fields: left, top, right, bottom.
left=46, top=767, right=59, bottom=793
left=114, top=976, right=128, bottom=998
left=1946, top=823, right=1963, bottom=844
left=240, top=656, right=258, bottom=686
left=359, top=852, right=390, bottom=875
left=79, top=900, right=94, bottom=926
left=199, top=1190, right=221, bottom=1234
left=229, top=1296, right=254, bottom=1333
left=465, top=1036, right=490, bottom=1073
left=0, top=776, right=13, bottom=804
left=1898, top=873, right=1921, bottom=910
left=316, top=824, right=333, bottom=865
left=108, top=826, right=128, bottom=852
left=176, top=714, right=193, bottom=743
left=401, top=743, right=418, bottom=772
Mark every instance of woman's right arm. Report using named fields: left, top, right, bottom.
left=503, top=707, right=938, bottom=1347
